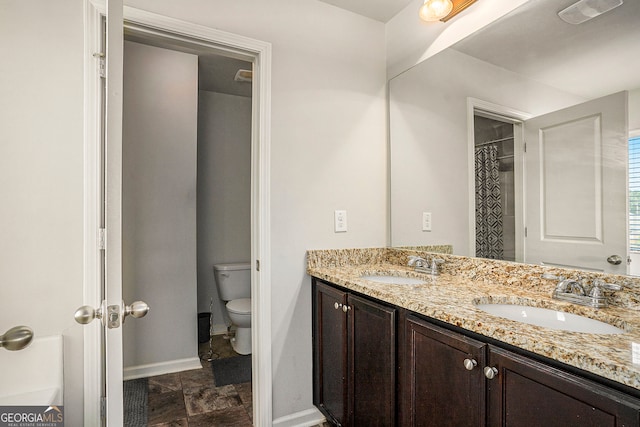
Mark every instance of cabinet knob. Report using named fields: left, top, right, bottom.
left=342, top=305, right=351, bottom=313
left=334, top=302, right=342, bottom=310
left=463, top=358, right=477, bottom=370
left=484, top=366, right=498, bottom=380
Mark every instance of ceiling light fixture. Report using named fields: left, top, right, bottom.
left=419, top=0, right=453, bottom=21
left=558, top=0, right=623, bottom=24
left=419, top=0, right=478, bottom=23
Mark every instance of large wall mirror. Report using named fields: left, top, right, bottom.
left=389, top=0, right=640, bottom=275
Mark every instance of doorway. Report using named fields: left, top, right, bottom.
left=473, top=114, right=516, bottom=261
left=83, top=5, right=272, bottom=425
left=120, top=36, right=253, bottom=424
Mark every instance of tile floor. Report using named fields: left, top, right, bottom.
left=144, top=335, right=252, bottom=426
left=138, top=335, right=330, bottom=427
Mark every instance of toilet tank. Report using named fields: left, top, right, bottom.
left=214, top=262, right=251, bottom=301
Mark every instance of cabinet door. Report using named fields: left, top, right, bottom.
left=487, top=345, right=640, bottom=427
left=313, top=280, right=349, bottom=425
left=402, top=315, right=486, bottom=427
left=349, top=294, right=397, bottom=426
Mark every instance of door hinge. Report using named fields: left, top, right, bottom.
left=524, top=227, right=528, bottom=238
left=523, top=142, right=527, bottom=153
left=98, top=228, right=106, bottom=250
left=256, top=259, right=260, bottom=272
left=93, top=52, right=105, bottom=78
left=100, top=396, right=106, bottom=420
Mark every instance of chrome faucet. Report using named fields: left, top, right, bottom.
left=541, top=273, right=621, bottom=308
left=408, top=255, right=444, bottom=275
left=408, top=255, right=428, bottom=269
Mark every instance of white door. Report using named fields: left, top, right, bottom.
left=524, top=91, right=628, bottom=273
left=103, top=0, right=125, bottom=424
left=75, top=1, right=148, bottom=425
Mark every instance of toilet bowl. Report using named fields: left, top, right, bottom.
left=226, top=298, right=251, bottom=355
left=214, top=263, right=252, bottom=355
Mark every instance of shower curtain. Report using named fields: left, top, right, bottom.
left=475, top=145, right=504, bottom=259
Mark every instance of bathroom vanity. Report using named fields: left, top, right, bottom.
left=308, top=248, right=640, bottom=426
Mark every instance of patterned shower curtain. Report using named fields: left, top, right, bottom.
left=475, top=145, right=504, bottom=259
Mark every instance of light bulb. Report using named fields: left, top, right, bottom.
left=419, top=0, right=454, bottom=21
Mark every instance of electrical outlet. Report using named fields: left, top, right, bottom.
left=335, top=210, right=348, bottom=232
left=422, top=212, right=432, bottom=231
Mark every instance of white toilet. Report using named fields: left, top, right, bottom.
left=213, top=263, right=252, bottom=355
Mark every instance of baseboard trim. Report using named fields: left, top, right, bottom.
left=211, top=323, right=228, bottom=336
left=123, top=357, right=202, bottom=380
left=272, top=408, right=325, bottom=427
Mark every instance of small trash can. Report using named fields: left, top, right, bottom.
left=198, top=312, right=211, bottom=343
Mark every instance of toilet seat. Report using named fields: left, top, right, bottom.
left=226, top=298, right=251, bottom=315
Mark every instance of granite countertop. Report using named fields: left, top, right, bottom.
left=307, top=251, right=640, bottom=392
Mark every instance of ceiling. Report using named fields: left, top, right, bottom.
left=198, top=55, right=252, bottom=98
left=452, top=0, right=640, bottom=99
left=317, top=0, right=415, bottom=22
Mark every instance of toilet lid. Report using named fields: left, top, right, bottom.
left=227, top=298, right=251, bottom=314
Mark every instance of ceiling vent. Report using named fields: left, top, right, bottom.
left=558, top=0, right=623, bottom=24
left=234, top=69, right=252, bottom=83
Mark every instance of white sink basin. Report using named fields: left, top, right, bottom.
left=476, top=304, right=625, bottom=334
left=360, top=275, right=427, bottom=285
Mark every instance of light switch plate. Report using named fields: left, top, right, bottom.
left=335, top=210, right=348, bottom=232
left=422, top=212, right=432, bottom=231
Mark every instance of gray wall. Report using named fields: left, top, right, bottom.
left=122, top=41, right=199, bottom=368
left=197, top=91, right=252, bottom=330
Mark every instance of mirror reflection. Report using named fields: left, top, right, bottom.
left=389, top=0, right=640, bottom=275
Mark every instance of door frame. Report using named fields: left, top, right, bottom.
left=83, top=1, right=273, bottom=425
left=466, top=98, right=531, bottom=261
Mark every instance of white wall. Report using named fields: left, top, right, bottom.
left=386, top=0, right=531, bottom=77
left=389, top=48, right=585, bottom=252
left=197, top=91, right=252, bottom=329
left=3, top=0, right=387, bottom=423
left=124, top=0, right=388, bottom=420
left=0, top=1, right=85, bottom=425
left=122, top=41, right=199, bottom=369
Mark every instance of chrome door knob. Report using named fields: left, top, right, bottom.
left=0, top=326, right=33, bottom=351
left=463, top=358, right=477, bottom=370
left=607, top=255, right=623, bottom=265
left=74, top=305, right=103, bottom=325
left=484, top=366, right=498, bottom=379
left=124, top=301, right=150, bottom=321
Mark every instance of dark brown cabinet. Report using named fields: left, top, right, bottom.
left=312, top=277, right=640, bottom=427
left=401, top=314, right=640, bottom=427
left=312, top=279, right=397, bottom=426
left=486, top=345, right=640, bottom=426
left=400, top=314, right=486, bottom=427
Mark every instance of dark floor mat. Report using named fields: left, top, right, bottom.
left=123, top=377, right=148, bottom=427
left=211, top=355, right=252, bottom=386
